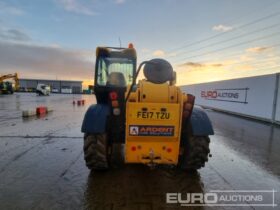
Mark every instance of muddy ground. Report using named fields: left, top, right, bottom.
left=0, top=93, right=279, bottom=210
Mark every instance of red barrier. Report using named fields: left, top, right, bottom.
left=73, top=100, right=85, bottom=106
left=36, top=106, right=47, bottom=115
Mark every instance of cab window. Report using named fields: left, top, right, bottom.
left=96, top=57, right=134, bottom=87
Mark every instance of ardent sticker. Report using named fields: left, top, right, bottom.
left=129, top=125, right=174, bottom=136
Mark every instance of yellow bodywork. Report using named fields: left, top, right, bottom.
left=125, top=80, right=187, bottom=165
left=0, top=73, right=19, bottom=91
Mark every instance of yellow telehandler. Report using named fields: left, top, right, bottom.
left=81, top=44, right=214, bottom=170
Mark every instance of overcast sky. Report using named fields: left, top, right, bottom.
left=0, top=0, right=280, bottom=85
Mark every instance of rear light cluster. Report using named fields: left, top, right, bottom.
left=110, top=91, right=120, bottom=115
left=131, top=145, right=142, bottom=151
left=162, top=146, right=172, bottom=153
left=113, top=108, right=120, bottom=115
left=130, top=145, right=172, bottom=153
left=109, top=91, right=118, bottom=100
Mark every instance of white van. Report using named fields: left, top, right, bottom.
left=36, top=84, right=51, bottom=96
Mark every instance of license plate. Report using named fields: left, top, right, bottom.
left=135, top=111, right=171, bottom=120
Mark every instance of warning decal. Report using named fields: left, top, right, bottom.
left=129, top=125, right=174, bottom=136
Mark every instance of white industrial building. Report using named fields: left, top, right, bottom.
left=19, top=79, right=82, bottom=94
left=181, top=73, right=280, bottom=124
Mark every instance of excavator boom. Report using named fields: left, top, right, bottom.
left=0, top=73, right=19, bottom=94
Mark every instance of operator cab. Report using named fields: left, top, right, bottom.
left=94, top=45, right=137, bottom=104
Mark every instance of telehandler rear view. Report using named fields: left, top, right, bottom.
left=81, top=44, right=214, bottom=170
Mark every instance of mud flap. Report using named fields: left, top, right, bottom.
left=190, top=106, right=214, bottom=136
left=81, top=104, right=110, bottom=133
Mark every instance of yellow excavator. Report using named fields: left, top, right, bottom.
left=0, top=73, right=19, bottom=94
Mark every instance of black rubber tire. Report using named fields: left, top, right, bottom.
left=179, top=135, right=210, bottom=171
left=84, top=133, right=109, bottom=170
